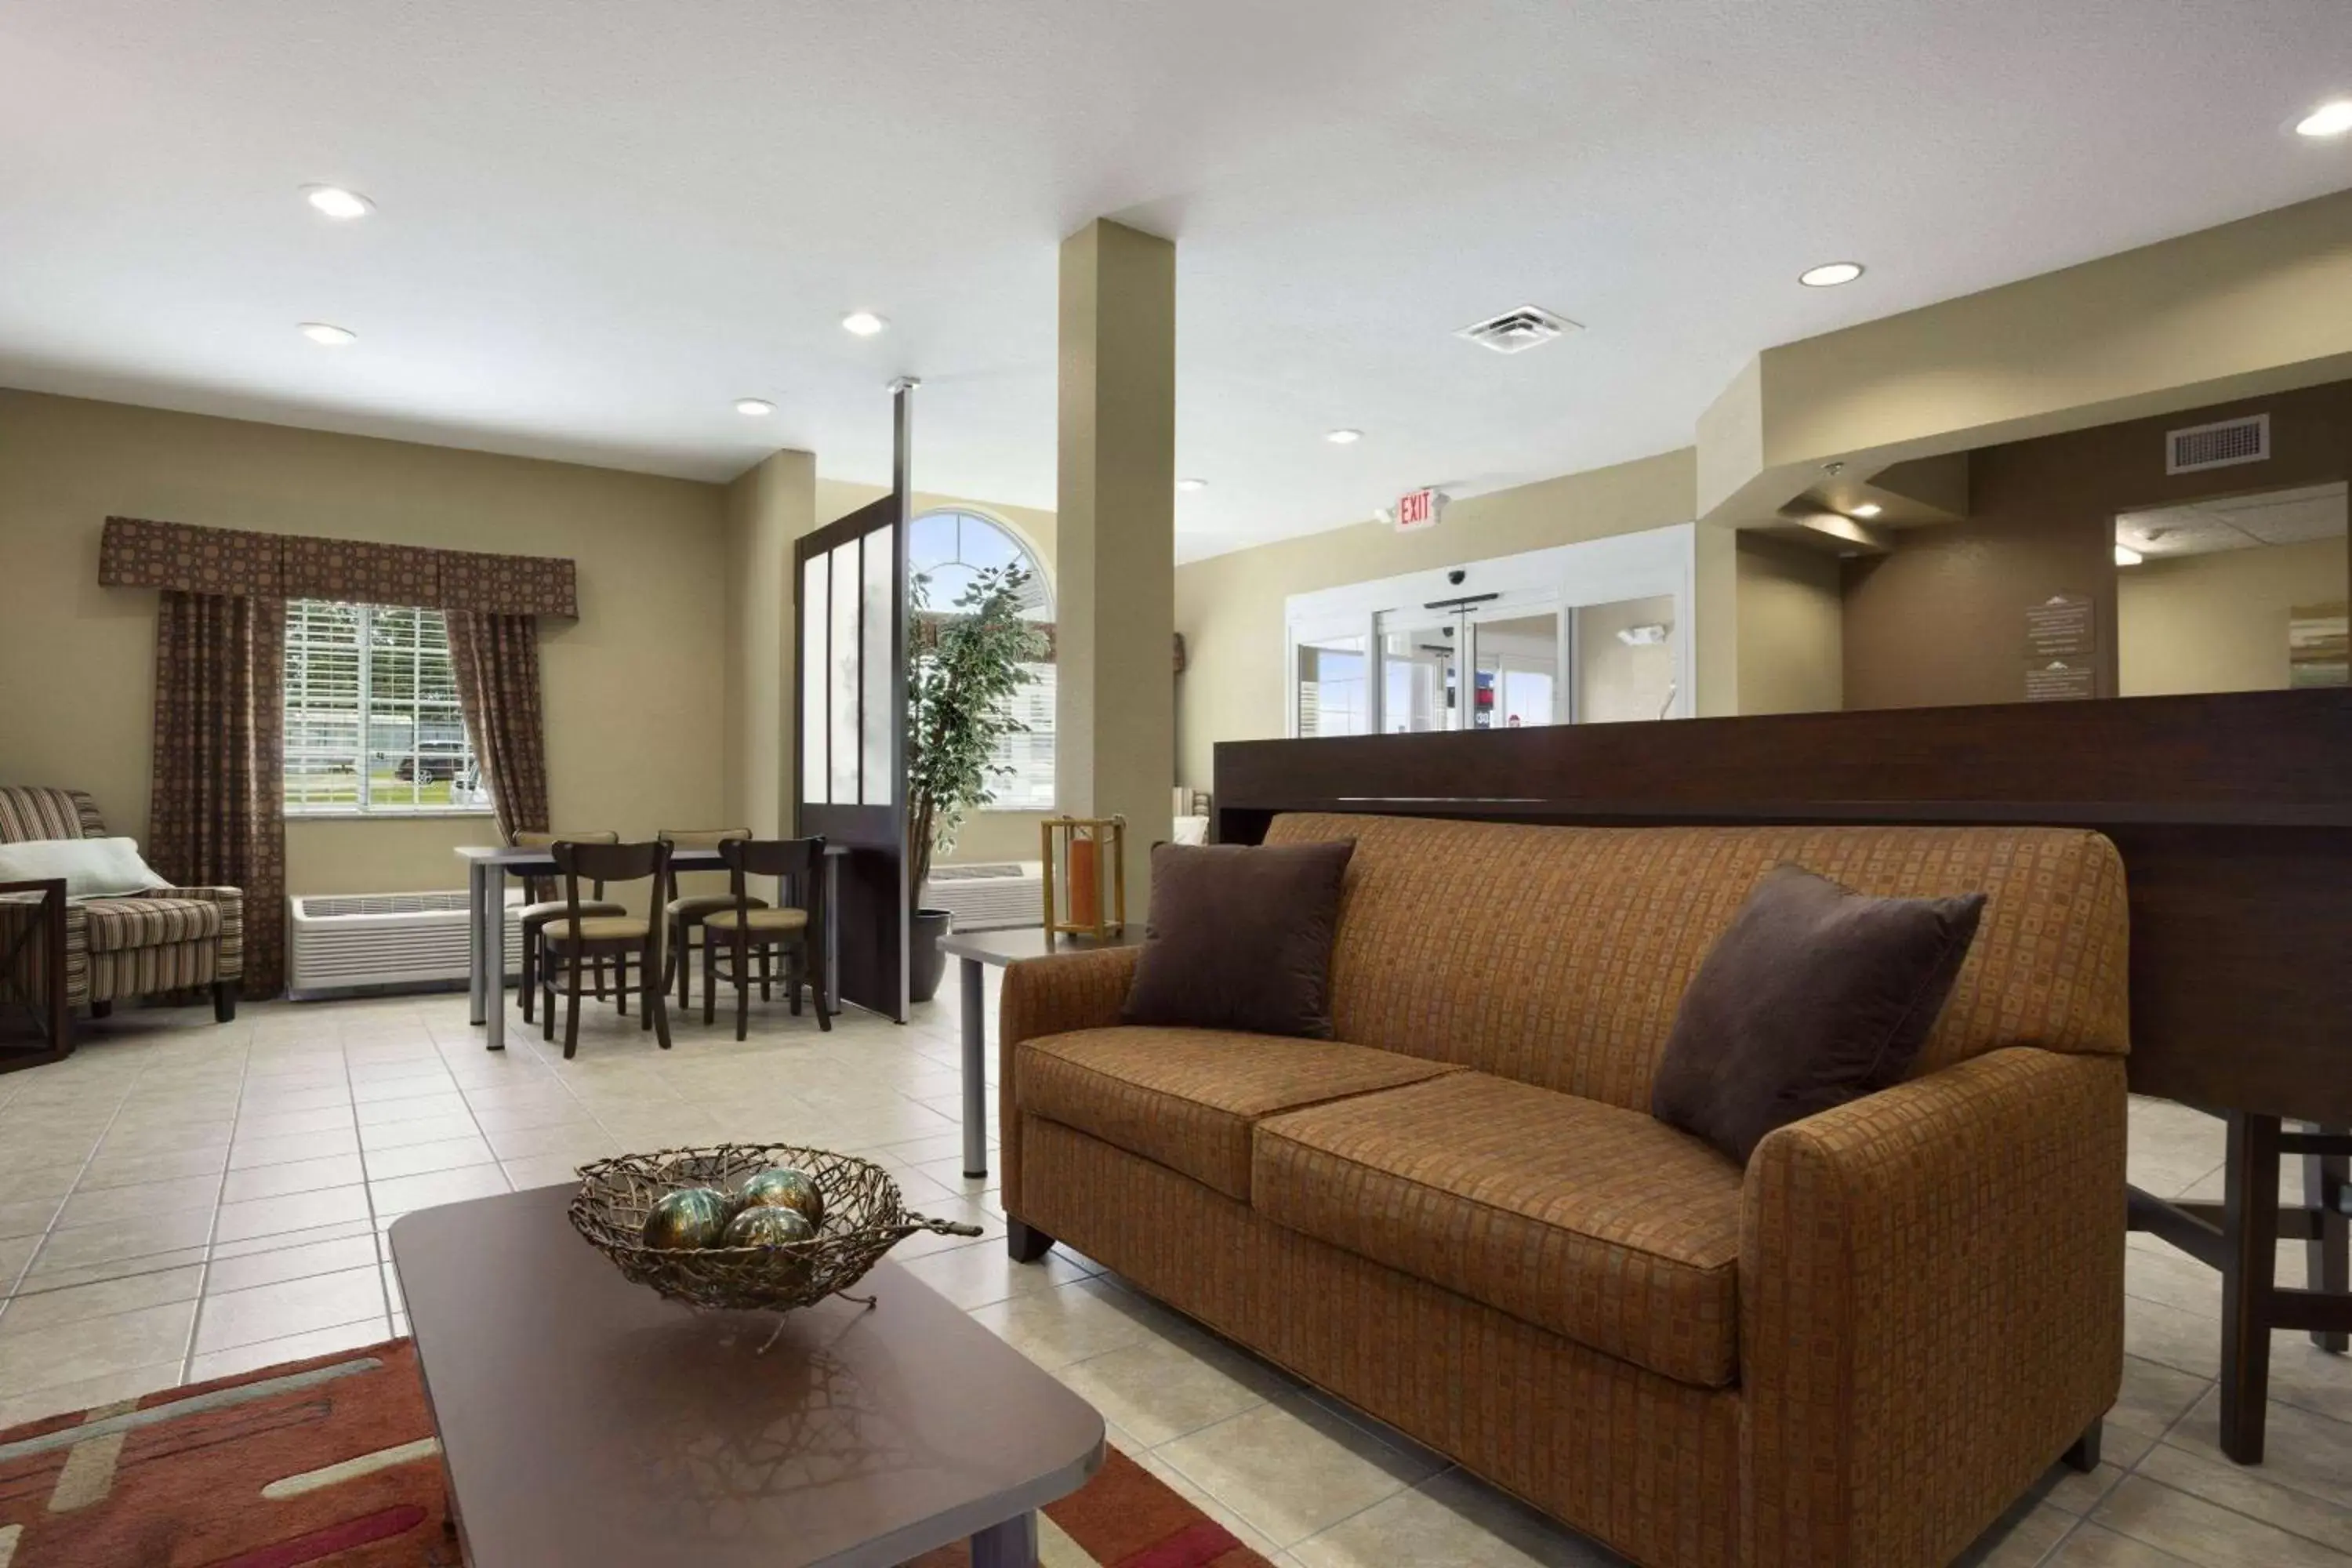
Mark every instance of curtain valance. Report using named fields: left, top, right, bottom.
left=99, top=516, right=579, bottom=618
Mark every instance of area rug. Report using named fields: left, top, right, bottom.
left=0, top=1338, right=1269, bottom=1566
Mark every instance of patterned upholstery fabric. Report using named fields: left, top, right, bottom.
left=78, top=898, right=223, bottom=952
left=544, top=916, right=649, bottom=943
left=1018, top=1026, right=1458, bottom=1200
left=1263, top=814, right=2129, bottom=1111
left=1741, top=1047, right=2127, bottom=1566
left=0, top=788, right=244, bottom=1007
left=701, top=906, right=806, bottom=932
left=1020, top=1117, right=1743, bottom=1568
left=1255, top=1073, right=1744, bottom=1386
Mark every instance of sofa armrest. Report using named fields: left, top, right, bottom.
left=997, top=946, right=1141, bottom=1215
left=143, top=885, right=245, bottom=981
left=1739, top=1047, right=2126, bottom=1567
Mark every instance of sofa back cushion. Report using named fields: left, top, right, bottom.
left=0, top=787, right=107, bottom=844
left=1260, top=813, right=2128, bottom=1112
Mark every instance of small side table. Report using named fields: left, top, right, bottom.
left=937, top=927, right=1143, bottom=1179
left=0, top=879, right=71, bottom=1073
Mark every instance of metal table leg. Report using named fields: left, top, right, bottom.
left=970, top=1511, right=1036, bottom=1568
left=467, top=860, right=489, bottom=1027
left=961, top=956, right=988, bottom=1179
left=483, top=863, right=507, bottom=1051
left=825, top=853, right=842, bottom=1013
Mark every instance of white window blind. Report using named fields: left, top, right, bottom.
left=283, top=600, right=484, bottom=815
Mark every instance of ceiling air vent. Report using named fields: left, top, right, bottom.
left=1455, top=304, right=1581, bottom=355
left=2166, top=413, right=2270, bottom=475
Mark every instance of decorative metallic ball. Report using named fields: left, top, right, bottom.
left=641, top=1186, right=734, bottom=1250
left=723, top=1204, right=815, bottom=1247
left=737, top=1167, right=824, bottom=1229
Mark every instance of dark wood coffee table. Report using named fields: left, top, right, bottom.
left=389, top=1185, right=1105, bottom=1567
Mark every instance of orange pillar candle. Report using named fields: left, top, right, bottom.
left=1067, top=834, right=1100, bottom=931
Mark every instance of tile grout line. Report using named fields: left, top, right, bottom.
left=185, top=1014, right=267, bottom=1385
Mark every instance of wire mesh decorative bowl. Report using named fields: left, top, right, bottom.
left=568, top=1143, right=981, bottom=1312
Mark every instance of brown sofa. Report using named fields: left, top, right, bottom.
left=998, top=813, right=2131, bottom=1568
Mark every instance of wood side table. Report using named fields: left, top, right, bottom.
left=0, top=880, right=71, bottom=1073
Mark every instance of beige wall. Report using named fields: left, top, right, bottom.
left=723, top=450, right=815, bottom=839
left=1574, top=595, right=1678, bottom=724
left=2120, top=536, right=2350, bottom=697
left=1172, top=448, right=1699, bottom=791
left=0, top=389, right=730, bottom=904
left=813, top=480, right=1060, bottom=867
left=1735, top=537, right=1844, bottom=714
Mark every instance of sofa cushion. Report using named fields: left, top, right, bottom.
left=1018, top=1026, right=1459, bottom=1200
left=1652, top=864, right=1986, bottom=1163
left=1254, top=1072, right=1745, bottom=1388
left=78, top=896, right=223, bottom=953
left=1123, top=840, right=1356, bottom=1039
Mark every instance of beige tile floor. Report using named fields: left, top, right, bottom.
left=1, top=984, right=2347, bottom=1566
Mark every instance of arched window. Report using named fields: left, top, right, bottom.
left=909, top=510, right=1055, bottom=811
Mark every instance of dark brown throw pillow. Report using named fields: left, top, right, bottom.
left=1123, top=840, right=1356, bottom=1039
left=1651, top=864, right=1986, bottom=1163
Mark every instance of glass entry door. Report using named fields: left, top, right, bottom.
left=1374, top=611, right=1462, bottom=733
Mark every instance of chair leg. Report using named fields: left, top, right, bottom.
left=703, top=937, right=717, bottom=1026
left=89, top=1000, right=111, bottom=1019
left=615, top=952, right=627, bottom=1016
left=811, top=939, right=830, bottom=1033
left=563, top=947, right=584, bottom=1060
left=2061, top=1417, right=2102, bottom=1473
left=735, top=933, right=750, bottom=1043
left=2310, top=1123, right=2350, bottom=1355
left=787, top=946, right=803, bottom=1016
left=542, top=953, right=557, bottom=1044
left=1007, top=1221, right=1055, bottom=1263
left=759, top=945, right=771, bottom=1001
left=521, top=927, right=537, bottom=1024
left=675, top=920, right=693, bottom=1011
left=2220, top=1112, right=2283, bottom=1463
left=212, top=980, right=238, bottom=1024
left=641, top=946, right=655, bottom=1033
left=650, top=964, right=672, bottom=1051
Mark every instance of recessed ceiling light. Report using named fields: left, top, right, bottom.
left=300, top=184, right=373, bottom=220
left=1850, top=502, right=1883, bottom=518
left=1799, top=261, right=1865, bottom=288
left=734, top=398, right=775, bottom=416
left=2296, top=100, right=2352, bottom=138
left=1177, top=477, right=1207, bottom=492
left=298, top=321, right=357, bottom=347
left=841, top=311, right=887, bottom=337
left=2114, top=543, right=2144, bottom=567
left=1325, top=429, right=1363, bottom=445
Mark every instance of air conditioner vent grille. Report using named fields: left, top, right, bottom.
left=1455, top=304, right=1581, bottom=355
left=2167, top=414, right=2270, bottom=474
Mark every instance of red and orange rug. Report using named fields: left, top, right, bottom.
left=0, top=1339, right=1268, bottom=1566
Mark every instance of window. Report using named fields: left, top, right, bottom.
left=283, top=601, right=485, bottom=815
left=909, top=510, right=1055, bottom=812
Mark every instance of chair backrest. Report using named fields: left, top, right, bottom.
left=659, top=827, right=752, bottom=851
left=0, top=788, right=108, bottom=844
left=513, top=829, right=618, bottom=900
left=719, top=837, right=826, bottom=931
left=1261, top=811, right=2130, bottom=1114
left=551, top=840, right=671, bottom=945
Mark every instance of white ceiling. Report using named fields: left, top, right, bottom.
left=3, top=2, right=2350, bottom=563
left=2118, top=481, right=2348, bottom=559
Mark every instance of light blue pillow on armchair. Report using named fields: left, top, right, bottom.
left=0, top=837, right=166, bottom=899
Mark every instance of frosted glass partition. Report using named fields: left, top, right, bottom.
left=860, top=524, right=895, bottom=805
left=829, top=540, right=862, bottom=804
left=800, top=551, right=829, bottom=804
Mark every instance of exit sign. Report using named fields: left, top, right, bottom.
left=1394, top=488, right=1446, bottom=532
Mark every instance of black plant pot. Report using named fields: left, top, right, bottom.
left=909, top=908, right=953, bottom=1004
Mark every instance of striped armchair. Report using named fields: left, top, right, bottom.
left=0, top=788, right=243, bottom=1022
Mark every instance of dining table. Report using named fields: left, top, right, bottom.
left=456, top=843, right=845, bottom=1051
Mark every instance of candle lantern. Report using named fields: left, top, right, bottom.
left=1040, top=816, right=1127, bottom=941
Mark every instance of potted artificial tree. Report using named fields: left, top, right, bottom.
left=906, top=564, right=1048, bottom=1002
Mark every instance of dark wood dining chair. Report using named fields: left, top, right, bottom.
left=703, top=837, right=829, bottom=1040
left=511, top=829, right=623, bottom=1025
left=658, top=828, right=761, bottom=1011
left=540, top=840, right=672, bottom=1058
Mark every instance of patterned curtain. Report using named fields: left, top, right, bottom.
left=148, top=591, right=287, bottom=998
left=445, top=612, right=550, bottom=840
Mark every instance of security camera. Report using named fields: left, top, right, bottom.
left=1446, top=568, right=1467, bottom=586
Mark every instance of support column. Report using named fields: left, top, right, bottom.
left=721, top=448, right=818, bottom=838
left=1058, top=220, right=1176, bottom=920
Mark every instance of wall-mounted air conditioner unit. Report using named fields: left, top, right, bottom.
left=921, top=862, right=1044, bottom=932
left=288, top=889, right=524, bottom=1001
